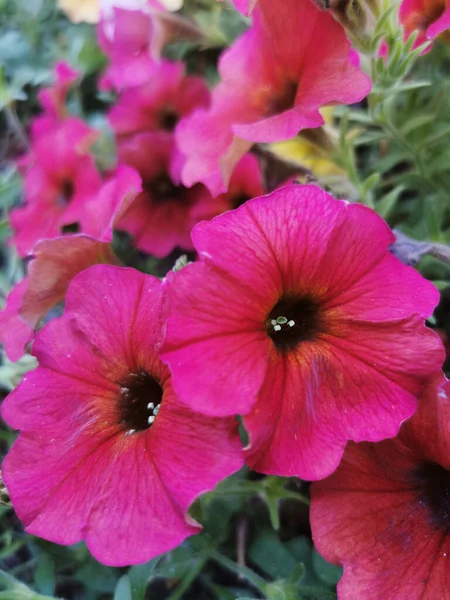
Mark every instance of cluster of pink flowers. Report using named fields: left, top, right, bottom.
left=1, top=0, right=449, bottom=597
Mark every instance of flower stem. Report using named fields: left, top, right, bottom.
left=210, top=549, right=267, bottom=594
left=166, top=554, right=208, bottom=600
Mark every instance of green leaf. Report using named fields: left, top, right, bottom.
left=312, top=550, right=342, bottom=586
left=114, top=576, right=132, bottom=600
left=248, top=530, right=297, bottom=580
left=33, top=554, right=55, bottom=596
left=376, top=185, right=405, bottom=220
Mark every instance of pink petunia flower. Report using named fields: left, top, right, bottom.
left=38, top=61, right=79, bottom=120
left=177, top=0, right=371, bottom=195
left=109, top=60, right=209, bottom=137
left=1, top=167, right=140, bottom=360
left=98, top=5, right=202, bottom=90
left=116, top=132, right=219, bottom=257
left=310, top=377, right=450, bottom=600
left=109, top=60, right=209, bottom=176
left=10, top=118, right=102, bottom=257
left=192, top=153, right=265, bottom=219
left=400, top=0, right=450, bottom=52
left=161, top=184, right=444, bottom=480
left=2, top=265, right=243, bottom=566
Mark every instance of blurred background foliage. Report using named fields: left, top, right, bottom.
left=0, top=0, right=449, bottom=598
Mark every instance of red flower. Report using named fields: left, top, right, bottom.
left=311, top=377, right=450, bottom=600
left=161, top=184, right=444, bottom=479
left=2, top=265, right=243, bottom=565
left=177, top=0, right=371, bottom=195
left=116, top=132, right=219, bottom=257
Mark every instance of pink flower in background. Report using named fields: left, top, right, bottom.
left=1, top=167, right=140, bottom=360
left=109, top=60, right=209, bottom=174
left=10, top=118, right=101, bottom=256
left=38, top=62, right=79, bottom=120
left=177, top=0, right=371, bottom=195
left=400, top=0, right=450, bottom=51
left=98, top=5, right=202, bottom=90
left=2, top=265, right=243, bottom=566
left=109, top=60, right=209, bottom=138
left=310, top=377, right=450, bottom=600
left=161, top=184, right=444, bottom=480
left=116, top=132, right=218, bottom=257
left=194, top=153, right=265, bottom=219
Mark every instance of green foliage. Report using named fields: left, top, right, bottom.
left=0, top=0, right=449, bottom=598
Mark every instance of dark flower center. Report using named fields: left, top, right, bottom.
left=144, top=174, right=184, bottom=203
left=232, top=194, right=251, bottom=209
left=266, top=80, right=298, bottom=116
left=266, top=295, right=322, bottom=350
left=119, top=371, right=163, bottom=433
left=414, top=461, right=450, bottom=533
left=159, top=109, right=179, bottom=132
left=58, top=179, right=74, bottom=207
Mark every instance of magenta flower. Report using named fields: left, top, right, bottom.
left=98, top=6, right=202, bottom=90
left=400, top=0, right=450, bottom=52
left=10, top=118, right=101, bottom=257
left=1, top=167, right=140, bottom=360
left=109, top=60, right=209, bottom=137
left=177, top=0, right=371, bottom=195
left=193, top=153, right=265, bottom=220
left=116, top=132, right=218, bottom=257
left=2, top=265, right=243, bottom=566
left=310, top=377, right=450, bottom=600
left=109, top=59, right=209, bottom=177
left=38, top=61, right=79, bottom=120
left=161, top=184, right=444, bottom=480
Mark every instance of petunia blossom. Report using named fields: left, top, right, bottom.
left=1, top=167, right=140, bottom=360
left=400, top=0, right=450, bottom=52
left=116, top=132, right=219, bottom=257
left=2, top=265, right=243, bottom=566
left=10, top=118, right=101, bottom=257
left=310, top=377, right=450, bottom=600
left=177, top=0, right=371, bottom=195
left=109, top=59, right=209, bottom=138
left=38, top=61, right=79, bottom=120
left=192, top=153, right=265, bottom=219
left=98, top=5, right=202, bottom=90
left=161, top=184, right=444, bottom=480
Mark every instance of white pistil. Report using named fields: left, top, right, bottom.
left=288, top=320, right=295, bottom=328
left=273, top=324, right=281, bottom=332
left=147, top=402, right=154, bottom=410
left=148, top=415, right=155, bottom=425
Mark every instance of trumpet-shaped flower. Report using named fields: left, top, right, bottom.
left=2, top=265, right=243, bottom=565
left=311, top=377, right=450, bottom=600
left=177, top=0, right=371, bottom=195
left=109, top=60, right=209, bottom=138
left=161, top=184, right=444, bottom=480
left=116, top=132, right=219, bottom=257
left=10, top=118, right=101, bottom=257
left=1, top=167, right=140, bottom=360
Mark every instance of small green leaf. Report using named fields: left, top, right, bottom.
left=114, top=575, right=132, bottom=600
